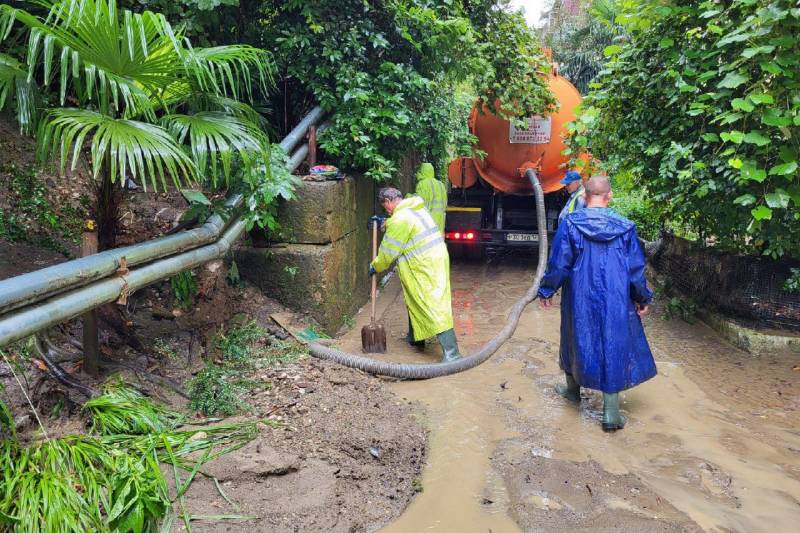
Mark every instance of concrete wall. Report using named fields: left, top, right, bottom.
left=236, top=175, right=377, bottom=333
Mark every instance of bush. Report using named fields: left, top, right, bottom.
left=611, top=189, right=661, bottom=242
left=569, top=0, right=800, bottom=259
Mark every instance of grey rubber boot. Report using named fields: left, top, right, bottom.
left=436, top=329, right=461, bottom=362
left=602, top=392, right=626, bottom=431
left=555, top=373, right=580, bottom=403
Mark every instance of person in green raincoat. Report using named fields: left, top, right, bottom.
left=368, top=187, right=461, bottom=362
left=414, top=162, right=447, bottom=233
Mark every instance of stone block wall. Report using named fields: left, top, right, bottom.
left=236, top=175, right=376, bottom=333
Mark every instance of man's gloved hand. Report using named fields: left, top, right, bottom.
left=368, top=266, right=377, bottom=277
left=367, top=215, right=386, bottom=230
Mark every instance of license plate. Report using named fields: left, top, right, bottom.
left=506, top=233, right=539, bottom=242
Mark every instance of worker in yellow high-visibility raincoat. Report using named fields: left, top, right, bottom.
left=368, top=187, right=461, bottom=362
left=414, top=162, right=447, bottom=234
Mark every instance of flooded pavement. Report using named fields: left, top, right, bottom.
left=337, top=257, right=800, bottom=532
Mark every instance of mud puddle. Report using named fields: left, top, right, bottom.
left=337, top=258, right=800, bottom=532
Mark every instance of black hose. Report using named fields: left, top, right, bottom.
left=308, top=170, right=548, bottom=379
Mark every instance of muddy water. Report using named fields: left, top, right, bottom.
left=338, top=258, right=800, bottom=532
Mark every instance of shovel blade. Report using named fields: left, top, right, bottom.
left=361, top=323, right=387, bottom=353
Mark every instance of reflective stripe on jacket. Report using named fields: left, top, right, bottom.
left=371, top=196, right=453, bottom=340
left=558, top=186, right=586, bottom=224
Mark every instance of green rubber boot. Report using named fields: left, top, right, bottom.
left=555, top=373, right=581, bottom=403
left=602, top=392, right=626, bottom=431
left=436, top=329, right=462, bottom=363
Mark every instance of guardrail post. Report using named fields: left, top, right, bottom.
left=81, top=220, right=100, bottom=377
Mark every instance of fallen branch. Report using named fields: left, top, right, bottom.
left=33, top=336, right=98, bottom=398
left=52, top=332, right=189, bottom=399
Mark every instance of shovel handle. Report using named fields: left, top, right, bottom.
left=371, top=221, right=378, bottom=322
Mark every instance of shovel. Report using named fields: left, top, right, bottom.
left=362, top=220, right=387, bottom=353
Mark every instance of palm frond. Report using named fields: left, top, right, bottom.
left=9, top=0, right=183, bottom=118
left=38, top=107, right=196, bottom=190
left=181, top=45, right=275, bottom=103
left=163, top=111, right=269, bottom=186
left=193, top=93, right=268, bottom=127
left=0, top=52, right=37, bottom=133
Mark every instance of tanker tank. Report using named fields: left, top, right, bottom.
left=444, top=68, right=583, bottom=257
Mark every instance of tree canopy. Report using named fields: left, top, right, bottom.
left=568, top=0, right=800, bottom=259
left=121, top=0, right=557, bottom=181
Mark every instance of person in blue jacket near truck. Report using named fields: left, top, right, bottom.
left=558, top=170, right=586, bottom=224
left=538, top=175, right=657, bottom=431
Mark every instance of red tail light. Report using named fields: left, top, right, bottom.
left=447, top=231, right=478, bottom=241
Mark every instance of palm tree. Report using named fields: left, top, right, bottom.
left=0, top=0, right=274, bottom=248
left=544, top=0, right=623, bottom=94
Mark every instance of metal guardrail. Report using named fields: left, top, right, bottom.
left=0, top=107, right=326, bottom=347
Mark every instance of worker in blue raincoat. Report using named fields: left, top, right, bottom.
left=538, top=175, right=656, bottom=431
left=557, top=170, right=585, bottom=225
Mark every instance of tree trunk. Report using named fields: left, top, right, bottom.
left=95, top=165, right=121, bottom=251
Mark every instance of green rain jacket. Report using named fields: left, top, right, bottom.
left=371, top=196, right=453, bottom=340
left=414, top=163, right=447, bottom=233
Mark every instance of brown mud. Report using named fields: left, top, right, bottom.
left=337, top=256, right=800, bottom=532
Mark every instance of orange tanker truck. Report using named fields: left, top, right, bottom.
left=445, top=64, right=583, bottom=258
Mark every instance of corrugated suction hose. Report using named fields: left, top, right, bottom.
left=308, top=170, right=548, bottom=379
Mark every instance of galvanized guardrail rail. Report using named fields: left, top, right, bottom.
left=0, top=107, right=327, bottom=347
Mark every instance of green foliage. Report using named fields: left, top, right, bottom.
left=226, top=259, right=242, bottom=287
left=610, top=188, right=662, bottom=241
left=190, top=320, right=305, bottom=415
left=0, top=162, right=84, bottom=255
left=187, top=364, right=247, bottom=416
left=170, top=270, right=198, bottom=309
left=283, top=265, right=299, bottom=278
left=543, top=0, right=624, bottom=94
left=783, top=267, right=800, bottom=293
left=0, top=0, right=274, bottom=189
left=568, top=0, right=800, bottom=259
left=663, top=296, right=699, bottom=324
left=266, top=0, right=554, bottom=180
left=472, top=5, right=557, bottom=126
left=0, top=397, right=15, bottom=439
left=239, top=144, right=301, bottom=232
left=179, top=189, right=232, bottom=226
left=0, top=381, right=258, bottom=532
left=214, top=320, right=267, bottom=363
left=118, top=0, right=243, bottom=45
left=83, top=381, right=183, bottom=435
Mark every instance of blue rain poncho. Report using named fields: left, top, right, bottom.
left=538, top=208, right=657, bottom=393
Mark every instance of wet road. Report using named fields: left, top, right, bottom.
left=337, top=257, right=800, bottom=532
